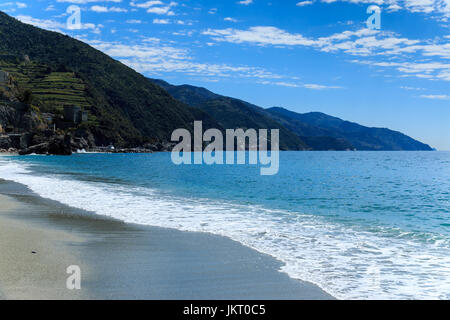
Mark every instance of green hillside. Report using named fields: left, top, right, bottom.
left=152, top=79, right=433, bottom=151
left=151, top=80, right=309, bottom=150
left=0, top=58, right=92, bottom=111
left=0, top=11, right=217, bottom=147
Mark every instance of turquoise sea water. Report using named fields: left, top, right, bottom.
left=0, top=151, right=449, bottom=299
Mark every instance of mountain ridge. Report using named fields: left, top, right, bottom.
left=267, top=107, right=433, bottom=151
left=150, top=79, right=433, bottom=151
left=0, top=11, right=433, bottom=153
left=151, top=79, right=309, bottom=150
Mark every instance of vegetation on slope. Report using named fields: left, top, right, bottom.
left=152, top=79, right=433, bottom=151
left=151, top=80, right=308, bottom=150
left=0, top=12, right=218, bottom=147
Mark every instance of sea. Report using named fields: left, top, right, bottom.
left=0, top=151, right=449, bottom=299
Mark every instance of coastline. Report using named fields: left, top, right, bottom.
left=0, top=178, right=334, bottom=300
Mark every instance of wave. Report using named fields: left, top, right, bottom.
left=0, top=157, right=449, bottom=300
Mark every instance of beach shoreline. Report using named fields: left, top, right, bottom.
left=0, top=178, right=334, bottom=300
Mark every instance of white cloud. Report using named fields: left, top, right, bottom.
left=45, top=5, right=57, bottom=11
left=420, top=94, right=450, bottom=99
left=401, top=86, right=425, bottom=90
left=203, top=25, right=450, bottom=81
left=90, top=5, right=128, bottom=12
left=260, top=80, right=344, bottom=89
left=153, top=18, right=170, bottom=24
left=296, top=1, right=314, bottom=6
left=126, top=19, right=142, bottom=24
left=303, top=83, right=343, bottom=89
left=56, top=0, right=122, bottom=3
left=15, top=15, right=103, bottom=34
left=238, top=0, right=253, bottom=5
left=130, top=1, right=177, bottom=15
left=319, top=0, right=450, bottom=18
left=85, top=39, right=285, bottom=81
left=130, top=1, right=164, bottom=8
left=0, top=1, right=28, bottom=12
left=353, top=59, right=450, bottom=81
left=15, top=15, right=66, bottom=32
left=387, top=4, right=403, bottom=11
left=260, top=81, right=301, bottom=88
left=203, top=26, right=318, bottom=46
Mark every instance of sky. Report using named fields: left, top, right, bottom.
left=1, top=0, right=449, bottom=150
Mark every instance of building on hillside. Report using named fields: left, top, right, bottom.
left=0, top=70, right=9, bottom=83
left=81, top=111, right=88, bottom=122
left=63, top=105, right=88, bottom=124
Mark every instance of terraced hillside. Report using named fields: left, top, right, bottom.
left=0, top=57, right=92, bottom=111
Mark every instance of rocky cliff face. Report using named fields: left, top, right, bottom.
left=0, top=103, right=41, bottom=133
left=0, top=70, right=30, bottom=130
left=0, top=70, right=92, bottom=155
left=0, top=70, right=19, bottom=100
left=1, top=71, right=26, bottom=141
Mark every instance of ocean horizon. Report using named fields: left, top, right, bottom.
left=1, top=151, right=449, bottom=300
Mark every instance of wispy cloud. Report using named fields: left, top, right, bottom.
left=401, top=86, right=425, bottom=90
left=90, top=6, right=128, bottom=13
left=130, top=1, right=178, bottom=16
left=353, top=60, right=450, bottom=81
left=303, top=83, right=343, bottom=90
left=260, top=80, right=344, bottom=90
left=238, top=0, right=253, bottom=5
left=86, top=39, right=286, bottom=81
left=296, top=1, right=314, bottom=7
left=420, top=94, right=450, bottom=100
left=15, top=15, right=103, bottom=34
left=56, top=0, right=123, bottom=3
left=153, top=18, right=170, bottom=24
left=317, top=0, right=450, bottom=19
left=203, top=26, right=450, bottom=81
left=0, top=1, right=27, bottom=13
left=126, top=19, right=142, bottom=24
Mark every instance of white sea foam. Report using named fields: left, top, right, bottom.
left=0, top=158, right=449, bottom=300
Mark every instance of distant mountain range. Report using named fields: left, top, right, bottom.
left=266, top=107, right=433, bottom=151
left=151, top=79, right=433, bottom=151
left=0, top=11, right=432, bottom=152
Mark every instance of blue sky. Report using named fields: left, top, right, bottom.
left=1, top=0, right=449, bottom=150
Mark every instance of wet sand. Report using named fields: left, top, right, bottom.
left=0, top=179, right=334, bottom=300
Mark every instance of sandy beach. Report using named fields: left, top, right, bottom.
left=0, top=193, right=87, bottom=299
left=0, top=179, right=333, bottom=300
